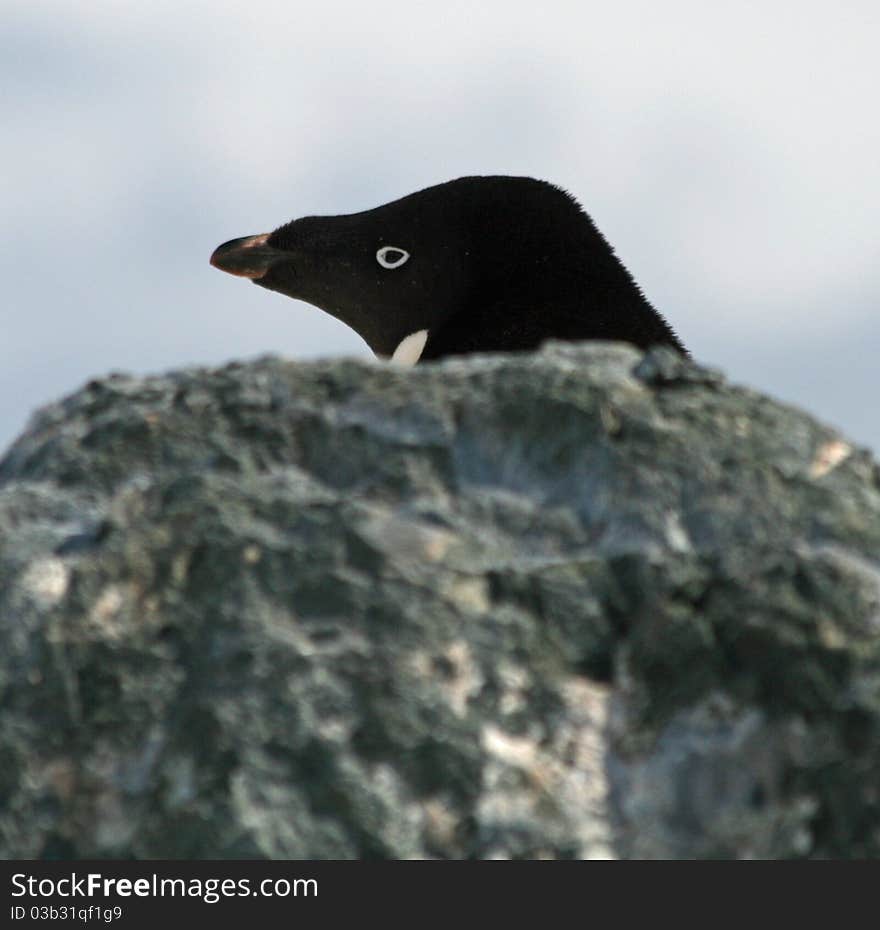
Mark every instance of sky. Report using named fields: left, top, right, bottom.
left=1, top=0, right=878, bottom=455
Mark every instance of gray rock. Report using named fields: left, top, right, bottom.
left=1, top=342, right=878, bottom=859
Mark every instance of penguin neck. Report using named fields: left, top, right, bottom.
left=422, top=258, right=683, bottom=360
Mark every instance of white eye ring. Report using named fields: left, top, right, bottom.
left=376, top=245, right=410, bottom=269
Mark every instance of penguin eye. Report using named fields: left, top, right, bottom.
left=376, top=246, right=410, bottom=269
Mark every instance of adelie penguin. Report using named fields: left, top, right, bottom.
left=210, top=176, right=687, bottom=364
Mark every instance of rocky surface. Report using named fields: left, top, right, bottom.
left=1, top=342, right=879, bottom=859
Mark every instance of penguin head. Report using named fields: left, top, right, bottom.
left=211, top=176, right=687, bottom=361
left=211, top=178, right=491, bottom=360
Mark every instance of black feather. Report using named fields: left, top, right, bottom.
left=212, top=175, right=687, bottom=360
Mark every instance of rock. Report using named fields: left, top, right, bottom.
left=0, top=342, right=878, bottom=859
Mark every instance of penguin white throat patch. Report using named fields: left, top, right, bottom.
left=389, top=329, right=428, bottom=366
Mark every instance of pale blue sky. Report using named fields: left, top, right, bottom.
left=2, top=0, right=877, bottom=453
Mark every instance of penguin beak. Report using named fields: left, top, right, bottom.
left=209, top=234, right=286, bottom=279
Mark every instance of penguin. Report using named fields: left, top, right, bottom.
left=210, top=176, right=687, bottom=365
